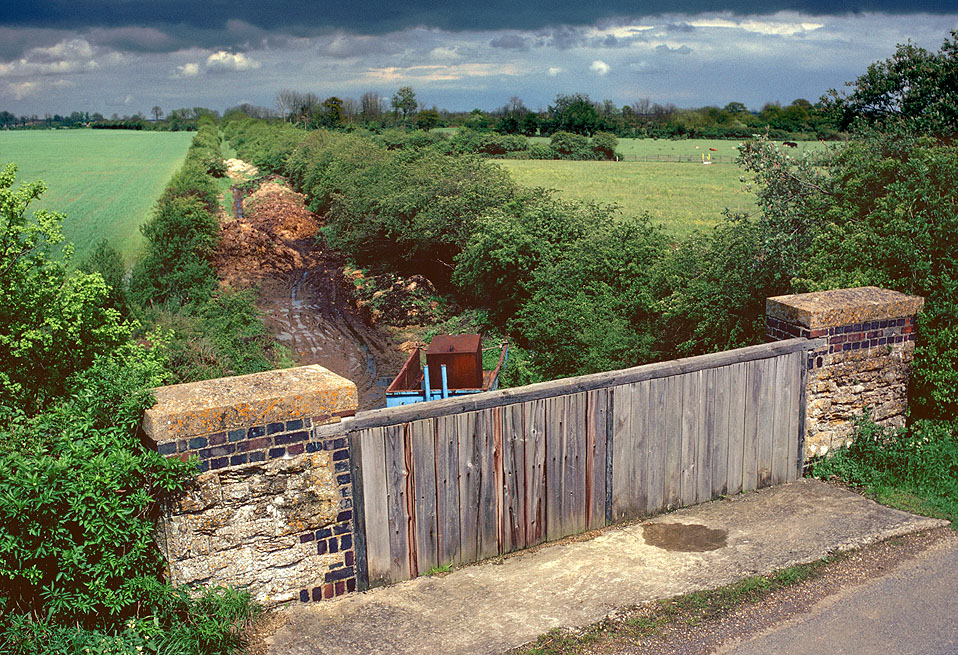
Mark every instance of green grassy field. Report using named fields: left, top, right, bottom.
left=0, top=130, right=194, bottom=262
left=528, top=136, right=828, bottom=161
left=498, top=159, right=757, bottom=238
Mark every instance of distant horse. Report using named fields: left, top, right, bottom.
left=783, top=141, right=798, bottom=148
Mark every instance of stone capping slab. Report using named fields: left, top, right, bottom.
left=766, top=286, right=924, bottom=330
left=142, top=365, right=358, bottom=445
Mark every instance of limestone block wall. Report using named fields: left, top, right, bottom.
left=143, top=365, right=360, bottom=605
left=766, top=287, right=924, bottom=460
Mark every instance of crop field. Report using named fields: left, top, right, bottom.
left=0, top=130, right=193, bottom=262
left=499, top=159, right=758, bottom=238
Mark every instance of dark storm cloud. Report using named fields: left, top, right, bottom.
left=5, top=0, right=956, bottom=48
left=489, top=34, right=531, bottom=51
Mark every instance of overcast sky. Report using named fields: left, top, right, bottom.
left=1, top=1, right=956, bottom=116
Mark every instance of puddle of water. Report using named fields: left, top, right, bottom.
left=642, top=523, right=728, bottom=552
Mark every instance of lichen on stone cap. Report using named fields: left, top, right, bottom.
left=766, top=286, right=924, bottom=329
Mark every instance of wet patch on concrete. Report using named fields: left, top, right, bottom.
left=643, top=522, right=729, bottom=552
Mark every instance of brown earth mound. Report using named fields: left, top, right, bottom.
left=214, top=182, right=321, bottom=287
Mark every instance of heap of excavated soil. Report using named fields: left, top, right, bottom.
left=225, top=158, right=259, bottom=180
left=214, top=182, right=321, bottom=287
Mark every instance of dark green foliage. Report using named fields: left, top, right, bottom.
left=548, top=131, right=592, bottom=160
left=799, top=135, right=958, bottom=418
left=512, top=214, right=668, bottom=378
left=78, top=239, right=128, bottom=313
left=810, top=417, right=958, bottom=523
left=590, top=131, right=619, bottom=160
left=0, top=344, right=188, bottom=623
left=129, top=195, right=218, bottom=307
left=824, top=29, right=958, bottom=138
left=650, top=214, right=789, bottom=358
left=0, top=164, right=132, bottom=412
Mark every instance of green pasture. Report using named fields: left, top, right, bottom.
left=0, top=129, right=193, bottom=263
left=528, top=136, right=828, bottom=161
left=499, top=159, right=757, bottom=238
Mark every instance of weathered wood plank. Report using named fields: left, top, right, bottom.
left=586, top=388, right=608, bottom=531
left=383, top=424, right=411, bottom=582
left=756, top=357, right=776, bottom=488
left=457, top=412, right=480, bottom=565
left=501, top=403, right=526, bottom=553
left=680, top=371, right=699, bottom=507
left=771, top=354, right=791, bottom=485
left=359, top=427, right=391, bottom=587
left=545, top=396, right=565, bottom=542
left=742, top=360, right=763, bottom=492
left=630, top=380, right=651, bottom=518
left=610, top=384, right=633, bottom=521
left=476, top=409, right=499, bottom=560
left=646, top=377, right=667, bottom=514
left=412, top=419, right=438, bottom=576
left=709, top=366, right=731, bottom=499
left=568, top=393, right=587, bottom=537
left=435, top=415, right=461, bottom=566
left=786, top=351, right=803, bottom=482
left=320, top=339, right=824, bottom=437
left=524, top=399, right=547, bottom=547
left=664, top=374, right=684, bottom=509
left=696, top=369, right=713, bottom=504
left=726, top=362, right=747, bottom=495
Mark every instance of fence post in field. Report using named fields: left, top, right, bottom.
left=142, top=365, right=360, bottom=606
left=766, top=286, right=925, bottom=463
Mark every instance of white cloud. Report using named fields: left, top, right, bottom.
left=8, top=81, right=39, bottom=99
left=590, top=59, right=611, bottom=75
left=547, top=66, right=564, bottom=76
left=586, top=25, right=655, bottom=39
left=363, top=62, right=518, bottom=82
left=176, top=62, right=200, bottom=77
left=688, top=17, right=824, bottom=36
left=430, top=46, right=460, bottom=60
left=205, top=50, right=260, bottom=72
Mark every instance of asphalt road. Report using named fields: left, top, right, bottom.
left=715, top=535, right=958, bottom=655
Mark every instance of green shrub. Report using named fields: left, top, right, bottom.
left=0, top=164, right=132, bottom=412
left=810, top=417, right=958, bottom=522
left=129, top=195, right=219, bottom=307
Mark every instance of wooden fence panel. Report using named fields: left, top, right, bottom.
left=742, top=360, right=762, bottom=492
left=359, top=427, right=391, bottom=587
left=664, top=375, right=684, bottom=509
left=412, top=419, right=438, bottom=575
left=646, top=377, right=667, bottom=513
left=354, top=346, right=810, bottom=586
left=435, top=415, right=461, bottom=565
left=476, top=409, right=499, bottom=561
left=610, top=384, right=633, bottom=520
left=727, top=362, right=747, bottom=495
left=708, top=366, right=731, bottom=499
left=501, top=402, right=526, bottom=553
left=756, top=357, right=776, bottom=488
left=383, top=424, right=411, bottom=582
left=586, top=388, right=608, bottom=531
left=457, top=412, right=480, bottom=564
left=786, top=351, right=803, bottom=482
left=680, top=371, right=701, bottom=507
left=523, top=399, right=547, bottom=547
left=545, top=396, right=564, bottom=542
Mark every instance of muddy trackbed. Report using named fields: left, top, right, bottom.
left=214, top=176, right=403, bottom=410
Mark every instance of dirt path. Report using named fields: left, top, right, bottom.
left=214, top=175, right=403, bottom=410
